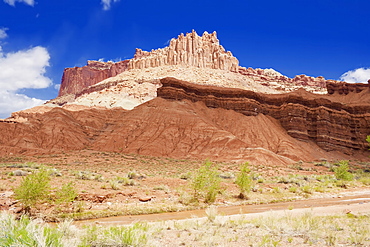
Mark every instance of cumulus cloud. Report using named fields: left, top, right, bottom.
left=3, top=0, right=34, bottom=6
left=0, top=91, right=45, bottom=118
left=0, top=46, right=51, bottom=118
left=340, top=67, right=370, bottom=83
left=101, top=0, right=120, bottom=10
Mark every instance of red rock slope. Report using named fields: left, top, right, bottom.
left=158, top=77, right=370, bottom=154
left=1, top=78, right=369, bottom=164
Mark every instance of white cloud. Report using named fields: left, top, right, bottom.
left=0, top=91, right=45, bottom=118
left=0, top=46, right=51, bottom=118
left=340, top=67, right=370, bottom=83
left=0, top=28, right=8, bottom=40
left=0, top=46, right=51, bottom=91
left=3, top=0, right=34, bottom=6
left=101, top=0, right=120, bottom=10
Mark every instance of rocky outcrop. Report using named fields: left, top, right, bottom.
left=326, top=81, right=370, bottom=95
left=158, top=77, right=370, bottom=154
left=238, top=67, right=329, bottom=93
left=128, top=30, right=239, bottom=72
left=58, top=60, right=129, bottom=96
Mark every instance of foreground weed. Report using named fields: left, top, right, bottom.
left=0, top=213, right=64, bottom=247
left=333, top=160, right=353, bottom=181
left=1, top=211, right=370, bottom=246
left=205, top=205, right=218, bottom=223
left=191, top=160, right=221, bottom=203
left=14, top=168, right=51, bottom=214
left=55, top=182, right=78, bottom=205
left=235, top=162, right=253, bottom=199
left=80, top=223, right=148, bottom=247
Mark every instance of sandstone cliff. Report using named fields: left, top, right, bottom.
left=158, top=77, right=370, bottom=154
left=57, top=30, right=330, bottom=102
left=58, top=60, right=129, bottom=96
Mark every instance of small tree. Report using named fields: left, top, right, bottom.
left=55, top=182, right=78, bottom=205
left=191, top=160, right=221, bottom=203
left=235, top=162, right=253, bottom=199
left=14, top=168, right=51, bottom=214
left=333, top=160, right=353, bottom=181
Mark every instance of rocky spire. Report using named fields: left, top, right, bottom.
left=128, top=30, right=239, bottom=72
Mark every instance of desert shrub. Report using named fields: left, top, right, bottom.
left=334, top=160, right=353, bottom=181
left=110, top=179, right=121, bottom=190
left=80, top=223, right=148, bottom=247
left=127, top=170, right=144, bottom=179
left=101, top=223, right=148, bottom=246
left=14, top=168, right=51, bottom=214
left=74, top=171, right=103, bottom=181
left=289, top=186, right=298, bottom=193
left=55, top=182, right=78, bottom=205
left=205, top=205, right=218, bottom=222
left=235, top=162, right=253, bottom=199
left=191, top=160, right=221, bottom=203
left=359, top=176, right=370, bottom=185
left=301, top=185, right=313, bottom=194
left=179, top=172, right=192, bottom=180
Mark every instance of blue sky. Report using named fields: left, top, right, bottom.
left=0, top=0, right=370, bottom=118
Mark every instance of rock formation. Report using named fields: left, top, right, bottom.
left=59, top=60, right=129, bottom=96
left=57, top=30, right=331, bottom=100
left=158, top=77, right=370, bottom=154
left=58, top=30, right=239, bottom=97
left=238, top=67, right=331, bottom=93
left=128, top=30, right=239, bottom=72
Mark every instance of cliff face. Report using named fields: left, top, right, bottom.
left=158, top=77, right=370, bottom=154
left=58, top=60, right=129, bottom=96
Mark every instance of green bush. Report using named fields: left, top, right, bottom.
left=55, top=182, right=78, bottom=205
left=333, top=160, right=353, bottom=181
left=14, top=168, right=51, bottom=214
left=235, top=162, right=253, bottom=199
left=191, top=160, right=221, bottom=203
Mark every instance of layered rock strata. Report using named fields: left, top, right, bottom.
left=158, top=77, right=370, bottom=154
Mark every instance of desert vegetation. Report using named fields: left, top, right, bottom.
left=0, top=151, right=369, bottom=222
left=1, top=209, right=369, bottom=246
